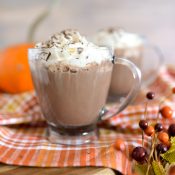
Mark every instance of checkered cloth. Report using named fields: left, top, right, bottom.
left=0, top=66, right=175, bottom=174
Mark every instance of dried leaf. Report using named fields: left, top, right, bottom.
left=134, top=163, right=154, bottom=175
left=162, top=137, right=175, bottom=163
left=134, top=163, right=148, bottom=175
left=152, top=160, right=165, bottom=175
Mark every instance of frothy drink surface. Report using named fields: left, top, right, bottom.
left=29, top=29, right=113, bottom=127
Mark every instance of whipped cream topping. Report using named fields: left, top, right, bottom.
left=94, top=28, right=143, bottom=50
left=35, top=29, right=112, bottom=67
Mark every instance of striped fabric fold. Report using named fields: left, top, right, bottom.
left=0, top=92, right=43, bottom=125
left=0, top=124, right=142, bottom=174
left=0, top=66, right=175, bottom=174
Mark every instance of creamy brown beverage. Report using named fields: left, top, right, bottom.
left=29, top=30, right=113, bottom=139
left=29, top=29, right=142, bottom=144
left=94, top=28, right=143, bottom=96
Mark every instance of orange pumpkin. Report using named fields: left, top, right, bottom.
left=0, top=43, right=34, bottom=93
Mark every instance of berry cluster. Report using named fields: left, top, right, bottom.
left=131, top=89, right=175, bottom=174
left=113, top=88, right=175, bottom=174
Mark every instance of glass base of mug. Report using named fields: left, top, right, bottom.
left=47, top=123, right=99, bottom=145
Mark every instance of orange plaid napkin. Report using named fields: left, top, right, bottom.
left=0, top=66, right=175, bottom=174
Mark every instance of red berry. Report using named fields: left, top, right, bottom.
left=168, top=124, right=175, bottom=137
left=172, top=87, right=175, bottom=94
left=165, top=141, right=171, bottom=147
left=160, top=106, right=173, bottom=119
left=156, top=143, right=168, bottom=154
left=154, top=123, right=163, bottom=132
left=114, top=138, right=126, bottom=151
left=131, top=146, right=147, bottom=164
left=144, top=126, right=155, bottom=136
left=158, top=132, right=169, bottom=144
left=168, top=165, right=175, bottom=175
left=146, top=92, right=155, bottom=100
left=139, top=120, right=148, bottom=130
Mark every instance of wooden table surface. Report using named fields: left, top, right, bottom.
left=0, top=164, right=120, bottom=175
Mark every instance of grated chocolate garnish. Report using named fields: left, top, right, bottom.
left=61, top=30, right=70, bottom=39
left=112, top=55, right=116, bottom=64
left=70, top=69, right=77, bottom=73
left=39, top=52, right=49, bottom=60
left=51, top=35, right=58, bottom=40
left=62, top=66, right=70, bottom=72
left=77, top=47, right=83, bottom=54
left=46, top=52, right=51, bottom=61
left=108, top=27, right=115, bottom=33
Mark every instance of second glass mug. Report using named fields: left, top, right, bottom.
left=109, top=35, right=164, bottom=98
left=28, top=47, right=141, bottom=145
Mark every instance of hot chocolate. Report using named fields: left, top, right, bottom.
left=94, top=28, right=143, bottom=96
left=29, top=29, right=141, bottom=144
left=29, top=29, right=113, bottom=129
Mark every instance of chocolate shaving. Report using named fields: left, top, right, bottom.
left=61, top=30, right=71, bottom=39
left=77, top=47, right=83, bottom=54
left=112, top=55, right=116, bottom=64
left=39, top=52, right=49, bottom=60
left=108, top=27, right=115, bottom=33
left=65, top=35, right=71, bottom=39
left=62, top=66, right=70, bottom=72
left=46, top=52, right=51, bottom=61
left=51, top=35, right=58, bottom=40
left=61, top=30, right=66, bottom=36
left=70, top=69, right=77, bottom=73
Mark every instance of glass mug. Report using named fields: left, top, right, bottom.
left=109, top=35, right=164, bottom=99
left=28, top=48, right=141, bottom=145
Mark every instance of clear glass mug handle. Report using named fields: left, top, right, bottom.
left=100, top=58, right=142, bottom=120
